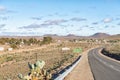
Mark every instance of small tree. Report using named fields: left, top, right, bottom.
left=27, top=38, right=38, bottom=45
left=10, top=44, right=18, bottom=49
left=42, top=37, right=52, bottom=44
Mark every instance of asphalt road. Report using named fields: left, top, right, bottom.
left=88, top=48, right=120, bottom=80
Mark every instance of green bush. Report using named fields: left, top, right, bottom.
left=42, top=37, right=52, bottom=44
left=10, top=44, right=18, bottom=49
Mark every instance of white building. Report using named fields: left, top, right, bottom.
left=8, top=48, right=13, bottom=51
left=62, top=47, right=70, bottom=51
left=0, top=47, right=4, bottom=51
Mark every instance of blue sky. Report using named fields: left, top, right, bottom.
left=0, top=0, right=120, bottom=36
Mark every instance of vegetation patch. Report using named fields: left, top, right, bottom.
left=102, top=44, right=120, bottom=60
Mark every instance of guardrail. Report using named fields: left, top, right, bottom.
left=54, top=56, right=81, bottom=80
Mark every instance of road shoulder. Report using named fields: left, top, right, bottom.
left=64, top=48, right=94, bottom=80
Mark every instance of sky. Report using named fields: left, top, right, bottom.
left=0, top=0, right=120, bottom=36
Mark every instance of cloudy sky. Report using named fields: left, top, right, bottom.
left=0, top=0, right=120, bottom=36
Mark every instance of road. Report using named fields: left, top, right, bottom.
left=88, top=48, right=120, bottom=80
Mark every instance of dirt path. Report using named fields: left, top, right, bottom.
left=64, top=48, right=94, bottom=80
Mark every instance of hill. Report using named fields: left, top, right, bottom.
left=90, top=33, right=110, bottom=38
left=0, top=33, right=120, bottom=40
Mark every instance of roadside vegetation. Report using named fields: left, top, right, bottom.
left=102, top=43, right=120, bottom=60
left=0, top=37, right=52, bottom=49
left=104, top=44, right=120, bottom=54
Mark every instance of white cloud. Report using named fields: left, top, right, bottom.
left=103, top=18, right=113, bottom=23
left=0, top=6, right=6, bottom=11
left=0, top=24, right=6, bottom=28
left=70, top=17, right=87, bottom=21
left=0, top=5, right=16, bottom=14
left=19, top=19, right=68, bottom=29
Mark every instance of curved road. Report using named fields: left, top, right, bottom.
left=88, top=48, right=120, bottom=80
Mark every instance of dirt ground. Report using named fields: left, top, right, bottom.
left=0, top=43, right=57, bottom=56
left=0, top=42, right=83, bottom=80
left=64, top=48, right=94, bottom=80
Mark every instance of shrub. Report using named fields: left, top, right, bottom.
left=41, top=37, right=52, bottom=44
left=10, top=44, right=18, bottom=49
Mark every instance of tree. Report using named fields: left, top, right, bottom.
left=42, top=37, right=52, bottom=44
left=27, top=38, right=37, bottom=45
left=10, top=43, right=18, bottom=49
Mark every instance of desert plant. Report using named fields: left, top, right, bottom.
left=18, top=60, right=52, bottom=80
left=41, top=37, right=52, bottom=44
left=10, top=43, right=18, bottom=49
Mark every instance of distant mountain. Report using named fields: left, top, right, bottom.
left=43, top=33, right=114, bottom=39
left=44, top=34, right=78, bottom=37
left=90, top=33, right=110, bottom=38
left=43, top=34, right=86, bottom=40
left=65, top=34, right=78, bottom=37
left=0, top=33, right=119, bottom=40
left=43, top=34, right=58, bottom=37
left=108, top=34, right=120, bottom=39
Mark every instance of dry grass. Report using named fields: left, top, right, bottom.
left=105, top=43, right=120, bottom=54
left=0, top=42, right=98, bottom=80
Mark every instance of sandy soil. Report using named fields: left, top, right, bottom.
left=64, top=48, right=94, bottom=80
